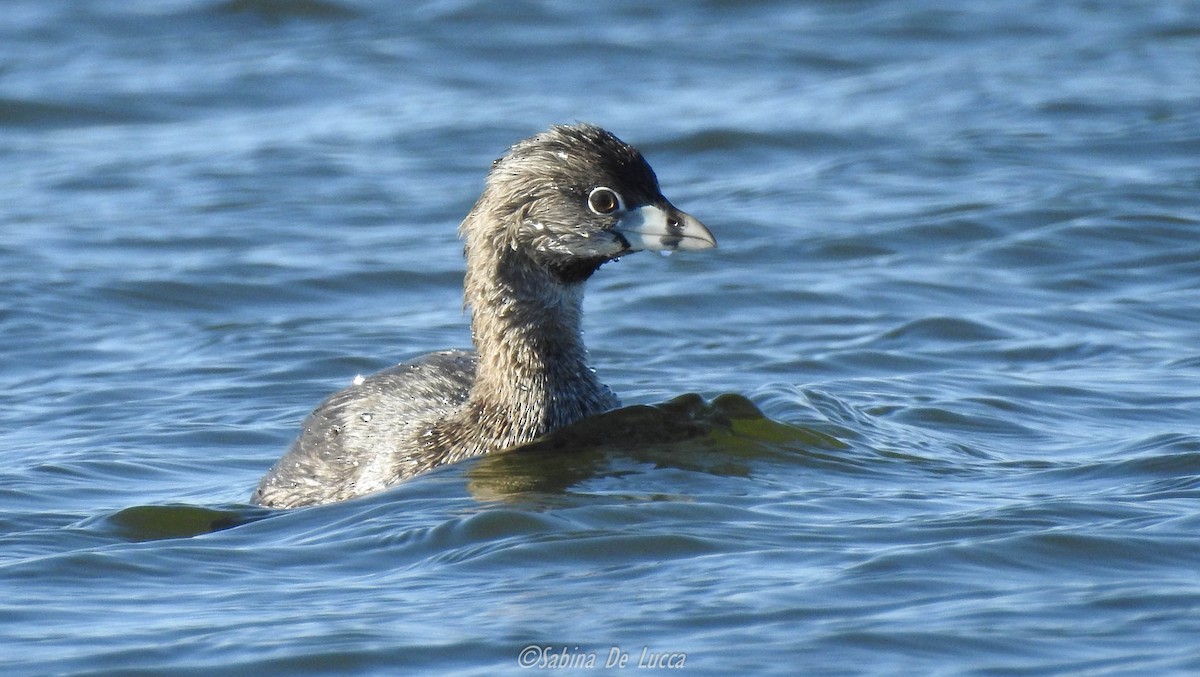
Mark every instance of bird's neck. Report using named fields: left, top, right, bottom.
left=463, top=250, right=612, bottom=430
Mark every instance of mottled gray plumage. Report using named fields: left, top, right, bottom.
left=251, top=123, right=715, bottom=508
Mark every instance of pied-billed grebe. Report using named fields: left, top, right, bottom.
left=251, top=124, right=716, bottom=508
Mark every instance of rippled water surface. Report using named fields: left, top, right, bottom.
left=4, top=1, right=1200, bottom=675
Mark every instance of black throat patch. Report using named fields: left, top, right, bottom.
left=548, top=257, right=608, bottom=285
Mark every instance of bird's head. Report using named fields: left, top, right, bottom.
left=463, top=123, right=716, bottom=285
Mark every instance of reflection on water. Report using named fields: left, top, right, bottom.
left=89, top=504, right=271, bottom=542
left=467, top=393, right=847, bottom=500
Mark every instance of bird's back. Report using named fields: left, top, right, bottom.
left=251, top=350, right=476, bottom=508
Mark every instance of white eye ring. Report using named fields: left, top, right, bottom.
left=587, top=186, right=623, bottom=215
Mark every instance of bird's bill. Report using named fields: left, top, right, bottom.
left=614, top=204, right=717, bottom=252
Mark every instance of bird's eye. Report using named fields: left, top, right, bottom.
left=587, top=187, right=622, bottom=215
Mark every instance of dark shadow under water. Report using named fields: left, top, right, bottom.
left=465, top=392, right=846, bottom=500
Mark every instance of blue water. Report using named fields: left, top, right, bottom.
left=4, top=0, right=1200, bottom=674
